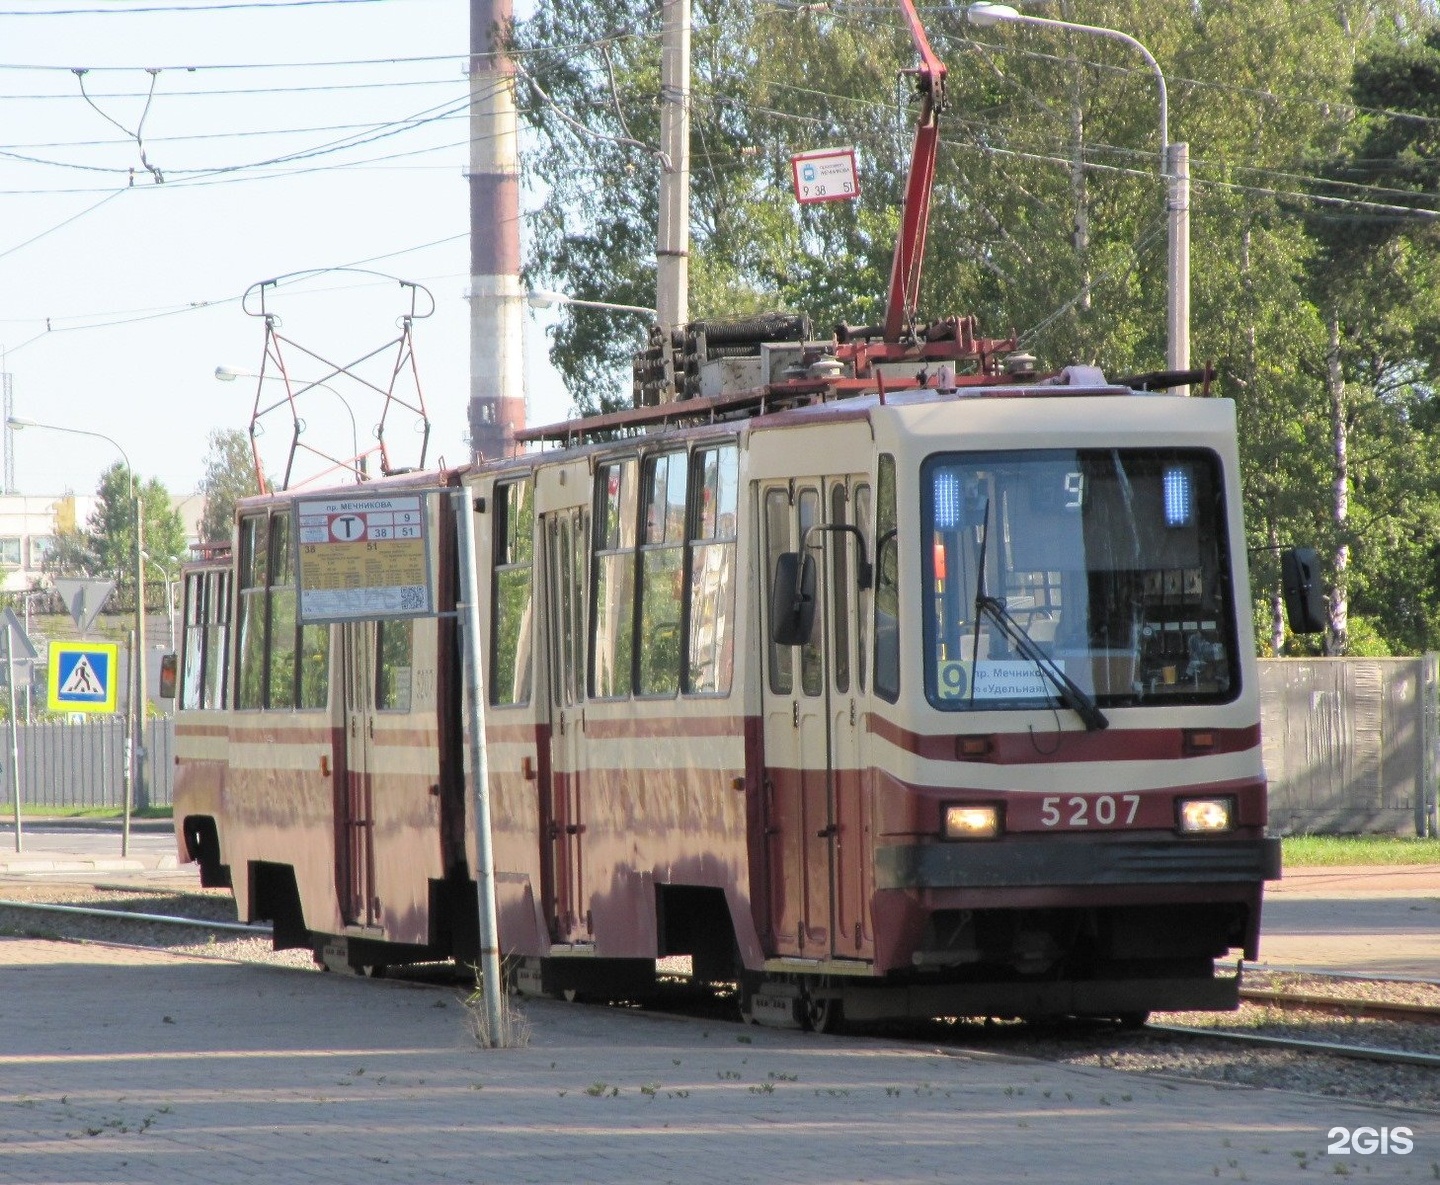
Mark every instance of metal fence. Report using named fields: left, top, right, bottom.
left=1259, top=656, right=1439, bottom=837
left=9, top=658, right=1440, bottom=835
left=5, top=717, right=173, bottom=810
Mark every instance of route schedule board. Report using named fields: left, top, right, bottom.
left=295, top=493, right=436, bottom=623
left=790, top=146, right=860, bottom=205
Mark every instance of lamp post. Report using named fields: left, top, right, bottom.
left=525, top=290, right=657, bottom=316
left=214, top=365, right=366, bottom=478
left=7, top=415, right=145, bottom=855
left=966, top=3, right=1189, bottom=390
left=142, top=553, right=179, bottom=652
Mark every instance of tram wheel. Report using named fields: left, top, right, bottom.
left=799, top=990, right=840, bottom=1034
left=1116, top=1010, right=1150, bottom=1030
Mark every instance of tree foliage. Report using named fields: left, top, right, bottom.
left=515, top=0, right=1440, bottom=654
left=199, top=427, right=260, bottom=545
left=43, top=463, right=187, bottom=612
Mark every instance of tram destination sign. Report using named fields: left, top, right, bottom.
left=295, top=492, right=436, bottom=623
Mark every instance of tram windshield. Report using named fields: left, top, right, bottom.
left=921, top=448, right=1239, bottom=712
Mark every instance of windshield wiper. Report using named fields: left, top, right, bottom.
left=974, top=594, right=1109, bottom=732
left=969, top=496, right=1108, bottom=732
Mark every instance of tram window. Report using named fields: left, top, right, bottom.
left=798, top=488, right=822, bottom=697
left=854, top=484, right=871, bottom=693
left=764, top=488, right=793, bottom=695
left=638, top=452, right=686, bottom=696
left=236, top=514, right=267, bottom=709
left=181, top=569, right=231, bottom=711
left=591, top=459, right=637, bottom=699
left=491, top=478, right=534, bottom=706
left=297, top=622, right=329, bottom=710
left=267, top=513, right=297, bottom=709
left=376, top=619, right=414, bottom=711
left=874, top=454, right=900, bottom=702
left=830, top=484, right=851, bottom=695
left=920, top=449, right=1238, bottom=710
left=686, top=444, right=737, bottom=695
left=238, top=514, right=267, bottom=590
left=233, top=510, right=328, bottom=711
left=179, top=572, right=206, bottom=710
left=208, top=571, right=231, bottom=710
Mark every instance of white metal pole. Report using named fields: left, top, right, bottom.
left=122, top=629, right=133, bottom=858
left=657, top=0, right=691, bottom=359
left=451, top=487, right=506, bottom=1045
left=1166, top=141, right=1191, bottom=394
left=134, top=494, right=147, bottom=814
left=5, top=628, right=19, bottom=853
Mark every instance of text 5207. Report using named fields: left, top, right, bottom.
left=1040, top=794, right=1140, bottom=829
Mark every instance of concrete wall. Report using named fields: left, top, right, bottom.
left=1259, top=656, right=1438, bottom=837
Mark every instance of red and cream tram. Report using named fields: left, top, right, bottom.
left=172, top=353, right=1319, bottom=1027
left=172, top=0, right=1322, bottom=1026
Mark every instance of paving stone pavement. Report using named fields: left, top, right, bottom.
left=1, top=938, right=1434, bottom=1184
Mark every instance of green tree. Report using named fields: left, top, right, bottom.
left=515, top=0, right=1440, bottom=656
left=1301, top=17, right=1440, bottom=654
left=55, top=464, right=188, bottom=612
left=198, top=427, right=260, bottom=545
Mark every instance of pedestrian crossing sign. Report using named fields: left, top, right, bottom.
left=47, top=641, right=120, bottom=714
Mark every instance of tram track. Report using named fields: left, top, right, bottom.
left=4, top=887, right=1440, bottom=1108
left=1147, top=1022, right=1440, bottom=1069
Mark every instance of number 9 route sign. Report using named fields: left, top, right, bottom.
left=790, top=146, right=861, bottom=205
left=295, top=492, right=436, bottom=623
left=47, top=641, right=120, bottom=714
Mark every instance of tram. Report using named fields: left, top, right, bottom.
left=170, top=0, right=1323, bottom=1026
left=171, top=341, right=1321, bottom=1025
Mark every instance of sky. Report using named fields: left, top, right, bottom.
left=0, top=0, right=572, bottom=505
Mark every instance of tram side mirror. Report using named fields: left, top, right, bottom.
left=771, top=552, right=816, bottom=646
left=1280, top=547, right=1326, bottom=635
left=158, top=653, right=178, bottom=700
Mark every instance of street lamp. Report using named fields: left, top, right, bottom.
left=142, top=552, right=179, bottom=652
left=7, top=414, right=145, bottom=856
left=526, top=290, right=657, bottom=316
left=966, top=3, right=1190, bottom=390
left=214, top=365, right=366, bottom=479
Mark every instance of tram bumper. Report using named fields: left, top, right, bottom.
left=874, top=836, right=1281, bottom=892
left=835, top=972, right=1240, bottom=1021
left=869, top=836, right=1280, bottom=976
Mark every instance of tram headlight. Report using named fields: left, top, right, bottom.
left=1177, top=797, right=1234, bottom=834
left=943, top=804, right=1001, bottom=840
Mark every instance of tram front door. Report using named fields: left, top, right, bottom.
left=760, top=477, right=868, bottom=960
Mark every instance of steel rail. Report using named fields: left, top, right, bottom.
left=1148, top=1023, right=1440, bottom=1069
left=1241, top=962, right=1440, bottom=988
left=0, top=898, right=269, bottom=935
left=1238, top=988, right=1440, bottom=1025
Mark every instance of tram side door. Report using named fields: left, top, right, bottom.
left=338, top=621, right=378, bottom=927
left=761, top=482, right=832, bottom=956
left=825, top=478, right=870, bottom=961
left=540, top=507, right=588, bottom=943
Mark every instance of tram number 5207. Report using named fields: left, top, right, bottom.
left=1040, top=794, right=1140, bottom=828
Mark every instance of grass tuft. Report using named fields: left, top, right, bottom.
left=1280, top=835, right=1440, bottom=867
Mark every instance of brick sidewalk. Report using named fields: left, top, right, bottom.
left=0, top=938, right=1429, bottom=1183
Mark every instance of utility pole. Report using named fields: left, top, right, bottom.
left=655, top=0, right=691, bottom=383
left=467, top=0, right=526, bottom=459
